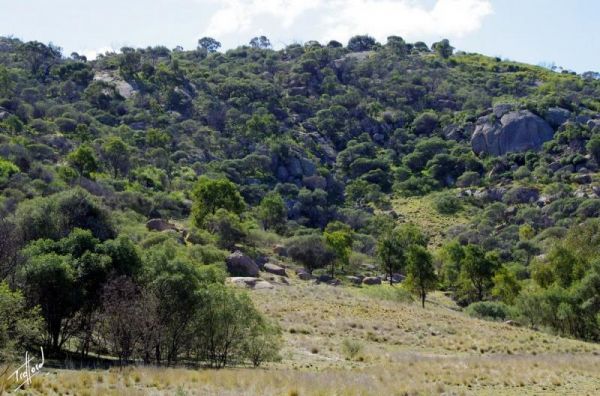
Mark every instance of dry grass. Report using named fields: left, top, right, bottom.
left=391, top=194, right=473, bottom=248
left=10, top=279, right=600, bottom=395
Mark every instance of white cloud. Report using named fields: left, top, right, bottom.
left=79, top=46, right=117, bottom=60
left=201, top=0, right=493, bottom=47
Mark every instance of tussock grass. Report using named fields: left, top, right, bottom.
left=19, top=279, right=600, bottom=395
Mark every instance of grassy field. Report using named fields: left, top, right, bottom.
left=391, top=193, right=473, bottom=248
left=11, top=276, right=600, bottom=395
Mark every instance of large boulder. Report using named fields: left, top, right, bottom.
left=226, top=251, right=259, bottom=277
left=545, top=107, right=571, bottom=127
left=471, top=110, right=554, bottom=156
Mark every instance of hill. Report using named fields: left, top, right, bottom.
left=2, top=34, right=600, bottom=393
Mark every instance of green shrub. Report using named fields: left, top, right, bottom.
left=465, top=301, right=514, bottom=321
left=433, top=193, right=462, bottom=214
left=342, top=339, right=363, bottom=359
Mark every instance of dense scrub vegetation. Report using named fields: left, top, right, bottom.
left=2, top=32, right=600, bottom=372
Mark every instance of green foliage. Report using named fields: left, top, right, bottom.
left=101, top=136, right=130, bottom=177
left=324, top=224, right=353, bottom=277
left=459, top=245, right=500, bottom=302
left=0, top=282, right=43, bottom=361
left=377, top=223, right=427, bottom=285
left=432, top=192, right=462, bottom=214
left=286, top=234, right=334, bottom=274
left=466, top=301, right=514, bottom=321
left=67, top=144, right=98, bottom=177
left=491, top=266, right=522, bottom=304
left=204, top=209, right=247, bottom=249
left=257, top=192, right=287, bottom=233
left=191, top=176, right=246, bottom=227
left=405, top=245, right=437, bottom=307
left=432, top=39, right=454, bottom=59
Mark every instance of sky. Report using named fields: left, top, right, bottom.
left=0, top=0, right=598, bottom=72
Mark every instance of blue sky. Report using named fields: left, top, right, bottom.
left=0, top=0, right=598, bottom=72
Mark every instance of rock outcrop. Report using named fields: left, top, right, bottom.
left=226, top=251, right=259, bottom=277
left=263, top=262, right=287, bottom=277
left=471, top=110, right=554, bottom=156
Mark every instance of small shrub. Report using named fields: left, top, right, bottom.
left=342, top=339, right=363, bottom=359
left=433, top=193, right=462, bottom=214
left=465, top=301, right=514, bottom=321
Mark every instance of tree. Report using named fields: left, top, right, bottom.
left=0, top=218, right=21, bottom=281
left=249, top=36, right=271, bottom=49
left=438, top=240, right=465, bottom=290
left=16, top=41, right=62, bottom=78
left=377, top=224, right=427, bottom=285
left=102, top=136, right=130, bottom=177
left=191, top=176, right=246, bottom=227
left=286, top=234, right=335, bottom=274
left=257, top=192, right=287, bottom=233
left=0, top=282, right=43, bottom=362
left=324, top=224, right=353, bottom=278
left=97, top=277, right=144, bottom=365
left=19, top=253, right=80, bottom=352
left=347, top=35, right=377, bottom=52
left=67, top=145, right=98, bottom=178
left=194, top=283, right=276, bottom=368
left=118, top=48, right=141, bottom=78
left=492, top=266, right=521, bottom=304
left=460, top=245, right=500, bottom=301
left=146, top=128, right=171, bottom=148
left=386, top=36, right=407, bottom=56
left=204, top=209, right=247, bottom=250
left=406, top=245, right=437, bottom=308
left=432, top=39, right=454, bottom=59
left=412, top=111, right=439, bottom=135
left=198, top=37, right=221, bottom=53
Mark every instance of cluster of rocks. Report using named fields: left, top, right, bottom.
left=441, top=103, right=600, bottom=157
left=226, top=250, right=289, bottom=290
left=460, top=182, right=600, bottom=208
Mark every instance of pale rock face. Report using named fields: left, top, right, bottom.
left=471, top=110, right=554, bottom=156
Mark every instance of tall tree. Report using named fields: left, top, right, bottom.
left=197, top=37, right=221, bottom=53
left=406, top=245, right=437, bottom=308
left=460, top=245, right=500, bottom=301
left=102, top=136, right=130, bottom=177
left=324, top=224, right=353, bottom=278
left=377, top=224, right=427, bottom=285
left=191, top=176, right=246, bottom=227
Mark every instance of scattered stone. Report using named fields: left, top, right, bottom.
left=295, top=268, right=313, bottom=280
left=226, top=251, right=259, bottom=277
left=346, top=276, right=363, bottom=285
left=573, top=174, right=592, bottom=184
left=264, top=262, right=287, bottom=277
left=362, top=276, right=382, bottom=285
left=228, top=277, right=274, bottom=290
left=317, top=274, right=333, bottom=283
left=146, top=218, right=177, bottom=232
